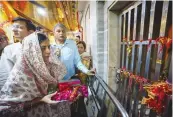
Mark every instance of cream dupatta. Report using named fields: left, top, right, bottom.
left=0, top=32, right=66, bottom=102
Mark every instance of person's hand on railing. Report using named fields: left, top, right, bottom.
left=87, top=68, right=96, bottom=76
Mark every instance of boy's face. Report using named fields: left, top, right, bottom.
left=12, top=21, right=33, bottom=41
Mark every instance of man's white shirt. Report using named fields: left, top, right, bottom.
left=0, top=42, right=22, bottom=89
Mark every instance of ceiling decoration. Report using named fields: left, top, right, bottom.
left=0, top=1, right=18, bottom=27
left=8, top=1, right=79, bottom=32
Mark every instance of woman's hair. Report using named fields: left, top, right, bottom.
left=37, top=33, right=48, bottom=44
left=0, top=28, right=6, bottom=35
left=77, top=41, right=86, bottom=50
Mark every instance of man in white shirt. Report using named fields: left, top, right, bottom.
left=0, top=17, right=36, bottom=89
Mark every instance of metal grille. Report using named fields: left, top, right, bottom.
left=117, top=1, right=172, bottom=117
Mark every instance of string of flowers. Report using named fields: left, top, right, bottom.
left=119, top=67, right=172, bottom=114
left=141, top=81, right=172, bottom=114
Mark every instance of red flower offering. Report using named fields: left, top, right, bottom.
left=52, top=79, right=88, bottom=102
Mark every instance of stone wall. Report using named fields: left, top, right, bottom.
left=80, top=1, right=123, bottom=92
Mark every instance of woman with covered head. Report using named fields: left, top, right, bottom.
left=77, top=41, right=92, bottom=84
left=0, top=32, right=71, bottom=117
left=0, top=28, right=8, bottom=58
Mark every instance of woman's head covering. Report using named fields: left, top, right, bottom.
left=22, top=32, right=67, bottom=93
left=0, top=32, right=66, bottom=102
left=0, top=28, right=5, bottom=35
left=0, top=28, right=8, bottom=51
left=0, top=28, right=8, bottom=42
left=23, top=33, right=56, bottom=85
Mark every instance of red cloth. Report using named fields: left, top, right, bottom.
left=52, top=80, right=88, bottom=102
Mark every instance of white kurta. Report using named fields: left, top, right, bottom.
left=0, top=42, right=22, bottom=89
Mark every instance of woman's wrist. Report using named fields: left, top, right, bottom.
left=23, top=97, right=43, bottom=110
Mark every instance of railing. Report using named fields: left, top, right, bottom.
left=86, top=74, right=129, bottom=117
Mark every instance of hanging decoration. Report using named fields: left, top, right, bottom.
left=0, top=1, right=18, bottom=27
left=122, top=37, right=127, bottom=42
left=122, top=36, right=172, bottom=60
left=120, top=68, right=148, bottom=91
left=120, top=66, right=172, bottom=114
left=156, top=59, right=162, bottom=64
left=141, top=81, right=172, bottom=114
left=12, top=1, right=27, bottom=11
left=147, top=39, right=152, bottom=51
left=126, top=40, right=134, bottom=56
left=155, top=37, right=172, bottom=54
left=0, top=1, right=18, bottom=43
left=55, top=1, right=79, bottom=31
left=8, top=1, right=79, bottom=31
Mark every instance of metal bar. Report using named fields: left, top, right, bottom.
left=136, top=1, right=146, bottom=74
left=167, top=57, right=172, bottom=84
left=100, top=89, right=106, bottom=107
left=144, top=1, right=156, bottom=78
left=124, top=10, right=131, bottom=112
left=133, top=2, right=146, bottom=117
left=120, top=77, right=126, bottom=103
left=130, top=7, right=137, bottom=72
left=96, top=82, right=100, bottom=94
left=121, top=78, right=128, bottom=106
left=89, top=86, right=101, bottom=112
left=129, top=7, right=137, bottom=116
left=121, top=40, right=157, bottom=45
left=122, top=2, right=142, bottom=15
left=120, top=13, right=123, bottom=68
left=122, top=14, right=126, bottom=67
left=123, top=79, right=129, bottom=110
left=131, top=81, right=138, bottom=117
left=154, top=1, right=169, bottom=81
left=163, top=95, right=172, bottom=117
left=94, top=74, right=129, bottom=117
left=98, top=90, right=107, bottom=117
left=121, top=15, right=125, bottom=67
left=88, top=77, right=101, bottom=111
left=126, top=10, right=131, bottom=69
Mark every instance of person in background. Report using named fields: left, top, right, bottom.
left=77, top=41, right=91, bottom=84
left=0, top=28, right=8, bottom=59
left=36, top=26, right=47, bottom=36
left=51, top=23, right=95, bottom=80
left=0, top=17, right=36, bottom=89
left=75, top=35, right=80, bottom=44
left=0, top=33, right=70, bottom=117
left=74, top=40, right=93, bottom=117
